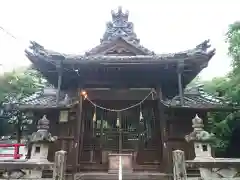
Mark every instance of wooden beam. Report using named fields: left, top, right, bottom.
left=86, top=90, right=154, bottom=100
left=156, top=87, right=169, bottom=172
left=177, top=61, right=184, bottom=105
left=75, top=88, right=83, bottom=171
left=177, top=73, right=184, bottom=105
left=56, top=61, right=63, bottom=105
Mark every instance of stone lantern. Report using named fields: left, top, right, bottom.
left=185, top=114, right=215, bottom=160
left=28, top=115, right=57, bottom=163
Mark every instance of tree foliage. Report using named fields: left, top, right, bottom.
left=226, top=22, right=240, bottom=71
left=0, top=69, right=46, bottom=103
left=0, top=68, right=48, bottom=141
left=200, top=21, right=240, bottom=156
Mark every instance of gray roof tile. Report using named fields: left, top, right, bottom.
left=163, top=86, right=231, bottom=109
left=18, top=88, right=76, bottom=109
left=17, top=86, right=231, bottom=110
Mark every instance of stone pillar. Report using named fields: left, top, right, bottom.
left=53, top=150, right=67, bottom=180
left=27, top=115, right=57, bottom=178
left=172, top=150, right=187, bottom=180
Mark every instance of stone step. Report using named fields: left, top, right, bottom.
left=74, top=172, right=171, bottom=180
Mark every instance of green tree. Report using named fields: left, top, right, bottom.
left=199, top=21, right=240, bottom=156
left=226, top=22, right=240, bottom=72
left=0, top=69, right=46, bottom=103
left=203, top=77, right=229, bottom=96
left=0, top=68, right=47, bottom=142
left=224, top=21, right=240, bottom=104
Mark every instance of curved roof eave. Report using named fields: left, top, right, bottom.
left=25, top=40, right=215, bottom=66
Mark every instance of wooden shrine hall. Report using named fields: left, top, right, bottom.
left=16, top=7, right=231, bottom=175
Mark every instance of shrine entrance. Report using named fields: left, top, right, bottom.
left=79, top=98, right=162, bottom=170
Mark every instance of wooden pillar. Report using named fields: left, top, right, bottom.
left=156, top=87, right=168, bottom=172
left=118, top=112, right=122, bottom=154
left=100, top=114, right=104, bottom=149
left=177, top=61, right=184, bottom=106
left=56, top=60, right=63, bottom=105
left=75, top=88, right=83, bottom=171
left=90, top=106, right=96, bottom=163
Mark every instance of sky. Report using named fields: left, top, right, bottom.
left=0, top=0, right=239, bottom=80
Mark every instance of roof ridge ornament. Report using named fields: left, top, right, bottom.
left=111, top=6, right=129, bottom=25
left=101, top=6, right=139, bottom=43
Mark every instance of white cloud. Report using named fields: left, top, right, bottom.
left=0, top=0, right=239, bottom=79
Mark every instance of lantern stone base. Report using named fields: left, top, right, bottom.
left=108, top=153, right=133, bottom=174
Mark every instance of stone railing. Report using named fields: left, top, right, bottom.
left=0, top=150, right=66, bottom=180
left=172, top=115, right=240, bottom=180
left=0, top=115, right=67, bottom=180
left=173, top=150, right=240, bottom=180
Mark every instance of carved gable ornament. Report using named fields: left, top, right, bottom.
left=105, top=47, right=134, bottom=55
left=103, top=41, right=141, bottom=56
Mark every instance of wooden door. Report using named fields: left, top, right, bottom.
left=78, top=100, right=162, bottom=168
left=80, top=106, right=119, bottom=164
left=135, top=101, right=161, bottom=165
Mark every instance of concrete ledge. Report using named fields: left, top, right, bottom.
left=0, top=161, right=53, bottom=170
left=186, top=158, right=240, bottom=169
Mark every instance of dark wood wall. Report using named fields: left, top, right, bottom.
left=164, top=108, right=207, bottom=171
left=34, top=108, right=78, bottom=169
left=36, top=89, right=209, bottom=173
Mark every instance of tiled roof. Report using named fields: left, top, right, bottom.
left=15, top=86, right=234, bottom=110
left=85, top=37, right=155, bottom=56
left=25, top=40, right=215, bottom=63
left=163, top=85, right=232, bottom=109
left=25, top=6, right=215, bottom=62
left=17, top=88, right=77, bottom=109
